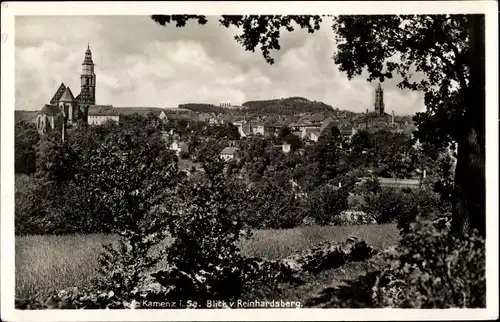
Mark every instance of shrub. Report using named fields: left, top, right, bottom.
left=243, top=177, right=306, bottom=229
left=362, top=187, right=442, bottom=233
left=179, top=151, right=190, bottom=159
left=372, top=215, right=486, bottom=308
left=15, top=175, right=52, bottom=235
left=305, top=185, right=349, bottom=225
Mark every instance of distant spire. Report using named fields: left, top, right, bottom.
left=87, top=43, right=90, bottom=50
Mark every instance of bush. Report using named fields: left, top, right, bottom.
left=15, top=175, right=52, bottom=235
left=242, top=177, right=306, bottom=229
left=372, top=215, right=486, bottom=308
left=305, top=185, right=349, bottom=225
left=179, top=151, right=190, bottom=159
left=362, top=187, right=442, bottom=233
left=15, top=175, right=109, bottom=235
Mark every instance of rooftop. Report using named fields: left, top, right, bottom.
left=221, top=147, right=239, bottom=154
left=88, top=105, right=119, bottom=116
left=59, top=87, right=75, bottom=102
left=39, top=104, right=62, bottom=116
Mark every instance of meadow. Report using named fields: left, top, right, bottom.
left=15, top=223, right=399, bottom=300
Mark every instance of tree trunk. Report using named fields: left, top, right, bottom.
left=451, top=15, right=486, bottom=237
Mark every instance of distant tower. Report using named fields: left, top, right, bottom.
left=78, top=44, right=96, bottom=120
left=391, top=110, right=395, bottom=124
left=374, top=82, right=385, bottom=115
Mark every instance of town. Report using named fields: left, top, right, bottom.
left=11, top=12, right=487, bottom=313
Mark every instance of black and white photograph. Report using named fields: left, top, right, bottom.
left=1, top=1, right=498, bottom=321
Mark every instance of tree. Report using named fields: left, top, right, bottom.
left=15, top=121, right=40, bottom=174
left=155, top=157, right=252, bottom=304
left=85, top=126, right=180, bottom=299
left=306, top=185, right=349, bottom=226
left=151, top=14, right=486, bottom=236
left=331, top=15, right=485, bottom=237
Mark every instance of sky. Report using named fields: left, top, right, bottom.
left=15, top=15, right=425, bottom=115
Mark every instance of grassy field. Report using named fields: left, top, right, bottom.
left=15, top=223, right=399, bottom=300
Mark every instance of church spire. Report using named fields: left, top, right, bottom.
left=79, top=44, right=96, bottom=109
left=374, top=82, right=385, bottom=115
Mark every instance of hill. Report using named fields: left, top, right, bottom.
left=15, top=111, right=39, bottom=123
left=114, top=106, right=191, bottom=115
left=241, top=97, right=334, bottom=115
left=178, top=103, right=234, bottom=114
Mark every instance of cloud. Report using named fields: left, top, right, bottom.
left=15, top=15, right=425, bottom=115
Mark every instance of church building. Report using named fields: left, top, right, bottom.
left=36, top=45, right=119, bottom=134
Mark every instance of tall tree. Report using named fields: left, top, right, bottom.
left=151, top=14, right=486, bottom=237
left=15, top=121, right=40, bottom=174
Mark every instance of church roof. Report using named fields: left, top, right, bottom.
left=39, top=104, right=62, bottom=116
left=59, top=87, right=75, bottom=102
left=49, top=83, right=67, bottom=104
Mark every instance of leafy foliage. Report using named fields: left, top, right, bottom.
left=148, top=158, right=253, bottom=304
left=362, top=186, right=444, bottom=233
left=306, top=185, right=349, bottom=226
left=242, top=97, right=333, bottom=115
left=243, top=176, right=305, bottom=229
left=15, top=121, right=40, bottom=174
left=179, top=103, right=229, bottom=114
left=151, top=15, right=323, bottom=65
left=82, top=127, right=180, bottom=298
left=373, top=216, right=485, bottom=308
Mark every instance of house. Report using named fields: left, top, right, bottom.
left=170, top=141, right=189, bottom=157
left=232, top=119, right=246, bottom=127
left=250, top=122, right=276, bottom=137
left=357, top=176, right=422, bottom=190
left=282, top=143, right=291, bottom=153
left=160, top=129, right=175, bottom=143
left=302, top=128, right=321, bottom=141
left=238, top=123, right=253, bottom=138
left=158, top=110, right=168, bottom=122
left=307, top=131, right=321, bottom=142
left=197, top=112, right=212, bottom=123
left=272, top=143, right=292, bottom=154
left=87, top=105, right=120, bottom=125
left=319, top=117, right=340, bottom=134
left=220, top=147, right=240, bottom=161
left=339, top=124, right=356, bottom=141
left=289, top=113, right=327, bottom=131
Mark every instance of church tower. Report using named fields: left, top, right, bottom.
left=374, top=82, right=385, bottom=115
left=78, top=44, right=96, bottom=121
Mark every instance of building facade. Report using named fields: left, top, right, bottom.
left=87, top=105, right=120, bottom=125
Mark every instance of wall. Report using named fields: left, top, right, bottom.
left=88, top=115, right=120, bottom=125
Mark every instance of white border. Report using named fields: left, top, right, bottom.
left=1, top=1, right=498, bottom=321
